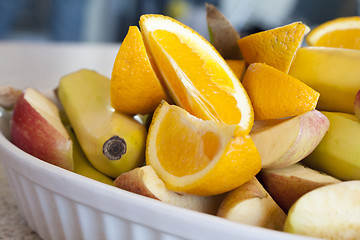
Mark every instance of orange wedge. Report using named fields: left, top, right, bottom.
left=237, top=22, right=310, bottom=73
left=242, top=63, right=319, bottom=120
left=146, top=101, right=261, bottom=196
left=306, top=16, right=360, bottom=50
left=139, top=14, right=254, bottom=133
left=110, top=26, right=168, bottom=115
left=226, top=59, right=246, bottom=81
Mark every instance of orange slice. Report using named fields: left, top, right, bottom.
left=306, top=16, right=360, bottom=50
left=139, top=14, right=254, bottom=133
left=110, top=26, right=168, bottom=115
left=242, top=63, right=319, bottom=120
left=237, top=22, right=310, bottom=73
left=146, top=101, right=261, bottom=196
left=226, top=59, right=246, bottom=81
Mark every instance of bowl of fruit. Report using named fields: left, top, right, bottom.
left=1, top=4, right=360, bottom=240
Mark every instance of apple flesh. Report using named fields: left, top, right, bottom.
left=114, top=165, right=224, bottom=215
left=259, top=163, right=341, bottom=213
left=217, top=178, right=286, bottom=230
left=11, top=88, right=73, bottom=171
left=250, top=109, right=329, bottom=169
left=284, top=181, right=360, bottom=239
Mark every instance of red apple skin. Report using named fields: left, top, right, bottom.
left=260, top=173, right=319, bottom=213
left=11, top=90, right=73, bottom=171
left=259, top=167, right=340, bottom=213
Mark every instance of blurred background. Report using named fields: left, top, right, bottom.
left=0, top=0, right=358, bottom=43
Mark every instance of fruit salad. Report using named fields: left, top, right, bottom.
left=5, top=4, right=360, bottom=240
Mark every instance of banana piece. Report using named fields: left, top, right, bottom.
left=289, top=47, right=360, bottom=114
left=66, top=126, right=114, bottom=185
left=302, top=111, right=360, bottom=180
left=57, top=69, right=147, bottom=178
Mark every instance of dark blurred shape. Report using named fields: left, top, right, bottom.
left=0, top=0, right=87, bottom=41
left=115, top=0, right=219, bottom=41
left=290, top=0, right=358, bottom=26
left=49, top=0, right=87, bottom=41
left=0, top=0, right=219, bottom=42
left=0, top=0, right=358, bottom=42
left=240, top=0, right=358, bottom=36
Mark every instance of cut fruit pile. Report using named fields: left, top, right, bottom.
left=7, top=5, right=360, bottom=240
left=139, top=14, right=254, bottom=133
left=135, top=14, right=261, bottom=196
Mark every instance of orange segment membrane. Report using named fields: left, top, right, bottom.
left=315, top=29, right=360, bottom=49
left=156, top=108, right=222, bottom=177
left=149, top=29, right=242, bottom=125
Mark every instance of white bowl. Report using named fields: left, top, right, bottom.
left=0, top=42, right=317, bottom=240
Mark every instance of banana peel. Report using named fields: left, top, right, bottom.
left=66, top=125, right=114, bottom=185
left=57, top=69, right=147, bottom=178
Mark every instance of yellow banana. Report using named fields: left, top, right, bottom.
left=66, top=125, right=114, bottom=185
left=57, top=69, right=147, bottom=178
left=289, top=47, right=360, bottom=114
left=302, top=111, right=360, bottom=180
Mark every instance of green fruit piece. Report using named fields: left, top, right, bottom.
left=302, top=111, right=360, bottom=180
left=57, top=69, right=147, bottom=178
left=66, top=126, right=114, bottom=185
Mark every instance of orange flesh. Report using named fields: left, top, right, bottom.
left=110, top=26, right=167, bottom=114
left=315, top=29, right=360, bottom=49
left=155, top=108, right=221, bottom=177
left=242, top=63, right=319, bottom=120
left=149, top=29, right=242, bottom=125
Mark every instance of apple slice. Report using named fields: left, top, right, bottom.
left=217, top=178, right=286, bottom=230
left=250, top=109, right=329, bottom=169
left=284, top=181, right=360, bottom=239
left=11, top=88, right=73, bottom=171
left=114, top=165, right=224, bottom=214
left=259, top=163, right=341, bottom=213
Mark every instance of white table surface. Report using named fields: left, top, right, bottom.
left=0, top=41, right=121, bottom=239
left=0, top=41, right=120, bottom=90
